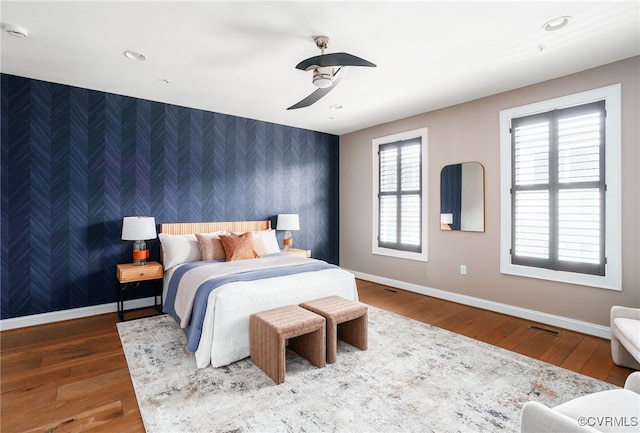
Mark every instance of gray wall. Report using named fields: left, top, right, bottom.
left=339, top=56, right=639, bottom=327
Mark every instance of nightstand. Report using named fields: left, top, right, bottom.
left=281, top=248, right=310, bottom=258
left=116, top=261, right=164, bottom=321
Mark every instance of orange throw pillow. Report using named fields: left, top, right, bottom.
left=219, top=232, right=259, bottom=261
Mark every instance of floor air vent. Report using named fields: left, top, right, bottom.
left=528, top=324, right=561, bottom=336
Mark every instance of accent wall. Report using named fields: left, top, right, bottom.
left=1, top=74, right=339, bottom=320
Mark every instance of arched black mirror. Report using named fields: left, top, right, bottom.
left=440, top=162, right=485, bottom=232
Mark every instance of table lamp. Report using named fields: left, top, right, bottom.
left=121, top=216, right=157, bottom=265
left=277, top=214, right=300, bottom=250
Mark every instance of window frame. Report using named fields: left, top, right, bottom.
left=499, top=84, right=621, bottom=290
left=372, top=127, right=429, bottom=262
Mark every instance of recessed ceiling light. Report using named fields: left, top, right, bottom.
left=123, top=50, right=146, bottom=61
left=3, top=23, right=29, bottom=39
left=542, top=16, right=572, bottom=32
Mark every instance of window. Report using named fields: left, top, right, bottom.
left=512, top=101, right=606, bottom=275
left=500, top=85, right=621, bottom=290
left=372, top=127, right=428, bottom=261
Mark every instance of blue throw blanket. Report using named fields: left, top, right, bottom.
left=164, top=257, right=338, bottom=352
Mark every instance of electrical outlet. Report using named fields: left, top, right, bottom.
left=460, top=265, right=467, bottom=275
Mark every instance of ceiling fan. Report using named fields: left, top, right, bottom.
left=287, top=36, right=376, bottom=110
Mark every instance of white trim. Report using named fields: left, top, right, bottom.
left=499, top=84, right=622, bottom=291
left=0, top=297, right=158, bottom=331
left=371, top=127, right=429, bottom=262
left=348, top=269, right=610, bottom=340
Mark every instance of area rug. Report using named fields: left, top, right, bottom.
left=117, top=306, right=615, bottom=433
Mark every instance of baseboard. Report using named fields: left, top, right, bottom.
left=349, top=270, right=611, bottom=340
left=0, top=297, right=158, bottom=331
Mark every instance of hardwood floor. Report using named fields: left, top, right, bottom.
left=356, top=280, right=634, bottom=386
left=1, top=279, right=635, bottom=432
left=1, top=311, right=145, bottom=433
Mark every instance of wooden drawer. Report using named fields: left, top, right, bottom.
left=117, top=261, right=163, bottom=283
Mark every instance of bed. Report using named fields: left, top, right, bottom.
left=159, top=221, right=358, bottom=368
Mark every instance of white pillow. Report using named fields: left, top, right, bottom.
left=252, top=229, right=281, bottom=256
left=158, top=232, right=202, bottom=270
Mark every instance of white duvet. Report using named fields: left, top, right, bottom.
left=164, top=261, right=358, bottom=368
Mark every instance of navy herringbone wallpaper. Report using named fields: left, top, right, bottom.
left=1, top=74, right=339, bottom=319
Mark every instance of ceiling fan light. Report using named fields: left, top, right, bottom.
left=313, top=67, right=333, bottom=88
left=313, top=76, right=333, bottom=89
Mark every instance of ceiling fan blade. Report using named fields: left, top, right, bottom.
left=287, top=68, right=345, bottom=110
left=295, top=52, right=376, bottom=71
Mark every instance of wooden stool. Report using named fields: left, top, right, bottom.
left=300, top=296, right=368, bottom=363
left=250, top=305, right=326, bottom=384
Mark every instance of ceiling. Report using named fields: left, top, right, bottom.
left=1, top=1, right=638, bottom=136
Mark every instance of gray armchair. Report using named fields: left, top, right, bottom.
left=520, top=372, right=640, bottom=433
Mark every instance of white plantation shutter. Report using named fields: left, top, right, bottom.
left=514, top=190, right=549, bottom=259
left=513, top=117, right=550, bottom=260
left=400, top=144, right=421, bottom=246
left=379, top=196, right=397, bottom=243
left=378, top=139, right=422, bottom=252
left=558, top=189, right=601, bottom=264
left=511, top=101, right=605, bottom=275
left=379, top=146, right=397, bottom=244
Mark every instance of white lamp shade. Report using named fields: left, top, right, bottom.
left=277, top=214, right=300, bottom=231
left=121, top=216, right=157, bottom=240
left=440, top=213, right=454, bottom=225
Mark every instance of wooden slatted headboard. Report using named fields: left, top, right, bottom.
left=160, top=220, right=271, bottom=235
